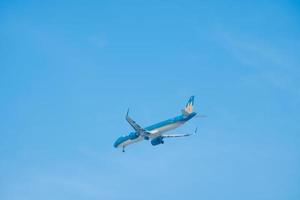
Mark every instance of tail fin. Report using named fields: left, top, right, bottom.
left=181, top=96, right=195, bottom=116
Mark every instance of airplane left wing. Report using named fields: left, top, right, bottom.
left=126, top=109, right=150, bottom=137
left=126, top=109, right=144, bottom=132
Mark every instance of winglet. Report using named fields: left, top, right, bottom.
left=126, top=108, right=129, bottom=118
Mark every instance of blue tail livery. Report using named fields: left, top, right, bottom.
left=114, top=96, right=198, bottom=152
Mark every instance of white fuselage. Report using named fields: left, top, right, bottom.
left=118, top=121, right=184, bottom=148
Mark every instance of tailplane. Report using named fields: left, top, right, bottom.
left=181, top=96, right=195, bottom=116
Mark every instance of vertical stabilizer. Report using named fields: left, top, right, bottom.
left=181, top=96, right=195, bottom=116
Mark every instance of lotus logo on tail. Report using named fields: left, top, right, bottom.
left=184, top=96, right=194, bottom=114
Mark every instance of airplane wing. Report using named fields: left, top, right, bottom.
left=161, top=133, right=192, bottom=138
left=161, top=128, right=197, bottom=138
left=126, top=109, right=150, bottom=136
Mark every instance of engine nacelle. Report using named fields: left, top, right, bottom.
left=151, top=136, right=164, bottom=146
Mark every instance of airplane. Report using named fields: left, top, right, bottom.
left=113, top=96, right=198, bottom=152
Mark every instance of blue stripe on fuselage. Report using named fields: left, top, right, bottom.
left=113, top=112, right=197, bottom=148
left=144, top=112, right=196, bottom=131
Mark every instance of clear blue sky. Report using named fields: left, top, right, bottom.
left=1, top=0, right=300, bottom=199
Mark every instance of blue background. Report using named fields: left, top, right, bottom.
left=1, top=0, right=300, bottom=199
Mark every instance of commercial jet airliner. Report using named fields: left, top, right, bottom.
left=114, top=96, right=198, bottom=152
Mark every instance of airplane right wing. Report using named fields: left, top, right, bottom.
left=161, top=127, right=197, bottom=138
left=162, top=133, right=192, bottom=138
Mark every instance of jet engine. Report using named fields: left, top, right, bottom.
left=151, top=136, right=164, bottom=146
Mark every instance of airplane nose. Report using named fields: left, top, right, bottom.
left=113, top=139, right=119, bottom=148
left=113, top=136, right=125, bottom=148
